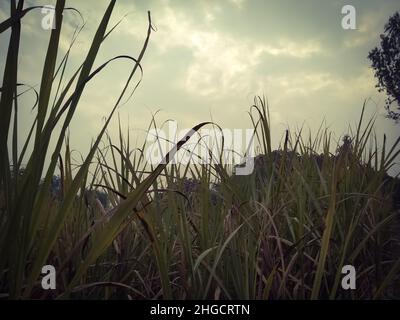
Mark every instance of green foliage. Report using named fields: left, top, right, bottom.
left=368, top=11, right=400, bottom=122
left=1, top=2, right=399, bottom=300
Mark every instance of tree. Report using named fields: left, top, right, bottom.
left=368, top=12, right=400, bottom=123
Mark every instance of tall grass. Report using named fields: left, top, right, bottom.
left=69, top=97, right=399, bottom=300
left=1, top=1, right=400, bottom=300
left=0, top=0, right=169, bottom=299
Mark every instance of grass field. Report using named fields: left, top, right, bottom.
left=1, top=1, right=400, bottom=299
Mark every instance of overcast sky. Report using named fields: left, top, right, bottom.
left=1, top=0, right=399, bottom=174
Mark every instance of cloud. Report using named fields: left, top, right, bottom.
left=183, top=31, right=266, bottom=96
left=260, top=67, right=378, bottom=102
left=267, top=73, right=337, bottom=96
left=260, top=39, right=322, bottom=58
left=0, top=7, right=7, bottom=22
left=228, top=0, right=246, bottom=9
left=119, top=6, right=324, bottom=98
left=343, top=10, right=387, bottom=48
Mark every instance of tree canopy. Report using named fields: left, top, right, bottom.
left=368, top=12, right=400, bottom=122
